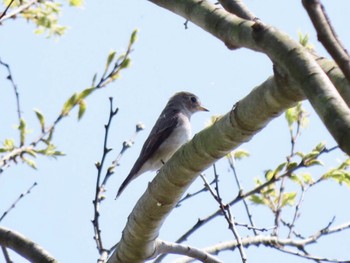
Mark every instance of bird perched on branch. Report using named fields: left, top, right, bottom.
left=116, top=91, right=208, bottom=198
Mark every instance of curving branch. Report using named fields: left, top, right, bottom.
left=0, top=226, right=57, bottom=263
left=302, top=0, right=350, bottom=83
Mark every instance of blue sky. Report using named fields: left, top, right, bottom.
left=1, top=1, right=350, bottom=262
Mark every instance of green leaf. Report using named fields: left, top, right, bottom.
left=287, top=162, right=298, bottom=170
left=61, top=93, right=78, bottom=116
left=323, top=169, right=350, bottom=187
left=233, top=149, right=250, bottom=160
left=34, top=109, right=45, bottom=132
left=130, top=29, right=138, bottom=45
left=265, top=170, right=274, bottom=181
left=120, top=57, right=131, bottom=69
left=275, top=162, right=286, bottom=174
left=290, top=174, right=303, bottom=186
left=68, top=0, right=84, bottom=7
left=314, top=142, right=326, bottom=152
left=19, top=118, right=26, bottom=146
left=47, top=127, right=54, bottom=142
left=250, top=195, right=266, bottom=205
left=91, top=73, right=97, bottom=86
left=285, top=107, right=296, bottom=128
left=36, top=144, right=65, bottom=157
left=77, top=87, right=95, bottom=101
left=106, top=50, right=116, bottom=69
left=281, top=192, right=297, bottom=207
left=338, top=158, right=350, bottom=170
left=298, top=31, right=309, bottom=47
left=3, top=139, right=15, bottom=151
left=22, top=157, right=37, bottom=169
left=78, top=100, right=87, bottom=120
left=301, top=173, right=314, bottom=184
left=304, top=159, right=323, bottom=167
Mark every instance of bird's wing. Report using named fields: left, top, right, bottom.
left=116, top=111, right=179, bottom=198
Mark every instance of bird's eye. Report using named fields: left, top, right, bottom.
left=190, top=96, right=197, bottom=103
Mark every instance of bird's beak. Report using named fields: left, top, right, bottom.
left=198, top=105, right=209, bottom=112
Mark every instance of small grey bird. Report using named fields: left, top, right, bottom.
left=116, top=91, right=208, bottom=198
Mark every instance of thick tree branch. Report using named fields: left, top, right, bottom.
left=0, top=226, right=57, bottom=263
left=148, top=0, right=350, bottom=155
left=302, top=0, right=350, bottom=83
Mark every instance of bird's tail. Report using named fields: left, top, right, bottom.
left=115, top=172, right=135, bottom=199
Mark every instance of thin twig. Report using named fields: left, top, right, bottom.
left=200, top=172, right=247, bottom=263
left=0, top=182, right=37, bottom=223
left=92, top=98, right=143, bottom=262
left=92, top=98, right=118, bottom=257
left=176, top=177, right=216, bottom=207
left=0, top=59, right=22, bottom=122
left=227, top=154, right=257, bottom=235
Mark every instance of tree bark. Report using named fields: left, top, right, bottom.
left=0, top=226, right=57, bottom=263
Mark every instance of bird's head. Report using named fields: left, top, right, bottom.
left=170, top=91, right=209, bottom=116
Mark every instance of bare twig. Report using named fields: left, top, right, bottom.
left=302, top=0, right=350, bottom=83
left=200, top=172, right=247, bottom=263
left=92, top=98, right=119, bottom=260
left=0, top=59, right=22, bottom=122
left=176, top=177, right=216, bottom=207
left=227, top=154, right=257, bottom=235
left=0, top=182, right=37, bottom=223
left=92, top=98, right=143, bottom=262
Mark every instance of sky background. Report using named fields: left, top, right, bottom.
left=1, top=0, right=350, bottom=262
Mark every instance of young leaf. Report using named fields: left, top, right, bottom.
left=233, top=149, right=250, bottom=160
left=250, top=195, right=266, bottom=205
left=281, top=192, right=297, bottom=207
left=3, top=139, right=15, bottom=151
left=19, top=118, right=26, bottom=146
left=77, top=87, right=95, bottom=101
left=106, top=50, right=116, bottom=70
left=34, top=109, right=45, bottom=132
left=78, top=100, right=87, bottom=120
left=22, top=157, right=37, bottom=169
left=61, top=93, right=78, bottom=116
left=130, top=29, right=138, bottom=45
